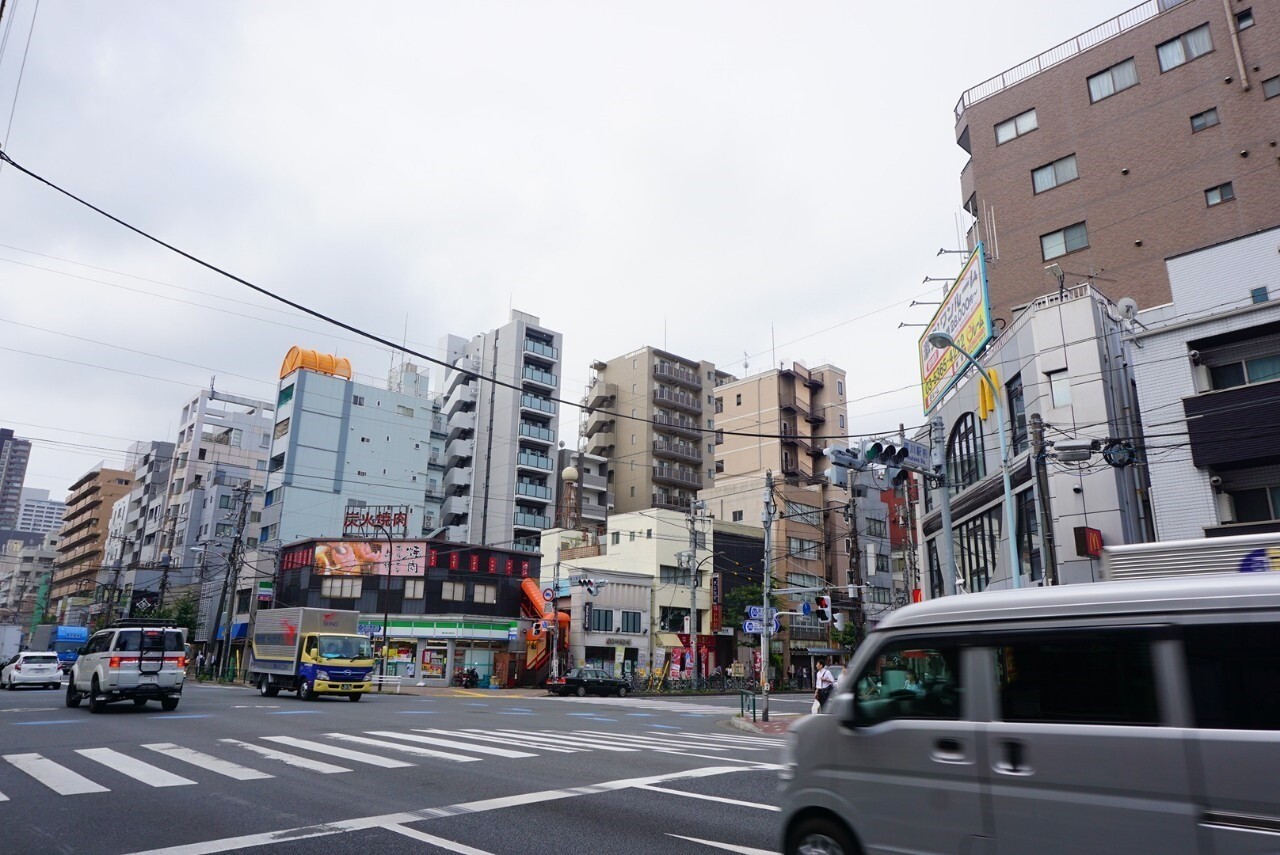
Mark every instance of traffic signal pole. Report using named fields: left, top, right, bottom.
left=931, top=416, right=958, bottom=596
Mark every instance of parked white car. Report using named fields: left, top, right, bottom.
left=2, top=651, right=63, bottom=689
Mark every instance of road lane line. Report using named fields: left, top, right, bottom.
left=4, top=752, right=109, bottom=795
left=142, top=743, right=273, bottom=780
left=219, top=739, right=350, bottom=773
left=76, top=748, right=196, bottom=788
left=383, top=824, right=497, bottom=853
left=259, top=736, right=413, bottom=768
left=667, top=834, right=779, bottom=854
left=639, top=785, right=779, bottom=811
left=324, top=733, right=480, bottom=763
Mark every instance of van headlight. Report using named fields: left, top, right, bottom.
left=778, top=734, right=797, bottom=781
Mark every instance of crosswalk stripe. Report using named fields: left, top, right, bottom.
left=559, top=730, right=722, bottom=752
left=4, top=753, right=109, bottom=795
left=142, top=743, right=274, bottom=781
left=76, top=748, right=196, bottom=788
left=417, top=728, right=584, bottom=753
left=324, top=733, right=481, bottom=763
left=0, top=789, right=7, bottom=802
left=663, top=731, right=785, bottom=746
left=259, top=736, right=413, bottom=768
left=220, top=739, right=351, bottom=773
left=484, top=730, right=638, bottom=752
left=385, top=730, right=536, bottom=758
left=571, top=731, right=741, bottom=751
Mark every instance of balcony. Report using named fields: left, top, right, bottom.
left=445, top=437, right=474, bottom=468
left=516, top=450, right=554, bottom=471
left=652, top=492, right=693, bottom=512
left=654, top=387, right=702, bottom=414
left=444, top=357, right=479, bottom=395
left=447, top=409, right=476, bottom=442
left=523, top=339, right=559, bottom=362
left=653, top=464, right=703, bottom=490
left=513, top=510, right=551, bottom=530
left=582, top=470, right=607, bottom=491
left=443, top=467, right=472, bottom=493
left=586, top=431, right=615, bottom=457
left=585, top=412, right=614, bottom=439
left=516, top=481, right=553, bottom=502
left=512, top=537, right=541, bottom=554
left=587, top=382, right=617, bottom=412
left=520, top=393, right=558, bottom=416
left=652, top=411, right=702, bottom=437
left=443, top=524, right=469, bottom=543
left=519, top=422, right=555, bottom=445
left=654, top=362, right=701, bottom=390
left=522, top=365, right=558, bottom=389
left=653, top=438, right=702, bottom=464
left=1185, top=381, right=1280, bottom=468
left=443, top=494, right=471, bottom=521
left=445, top=382, right=478, bottom=417
left=805, top=407, right=826, bottom=425
left=423, top=481, right=444, bottom=499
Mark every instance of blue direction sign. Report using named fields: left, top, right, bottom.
left=903, top=438, right=931, bottom=473
left=746, top=606, right=781, bottom=621
left=742, top=618, right=784, bottom=634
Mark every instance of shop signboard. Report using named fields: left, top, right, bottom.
left=919, top=242, right=993, bottom=413
left=342, top=504, right=410, bottom=539
left=614, top=645, right=625, bottom=675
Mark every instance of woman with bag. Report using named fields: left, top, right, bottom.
left=813, top=659, right=837, bottom=712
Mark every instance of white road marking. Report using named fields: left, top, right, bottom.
left=0, top=788, right=8, bottom=801
left=124, top=766, right=763, bottom=854
left=546, top=696, right=735, bottom=713
left=573, top=730, right=734, bottom=751
left=219, top=739, right=350, bottom=773
left=639, top=784, right=779, bottom=811
left=76, top=748, right=196, bottom=788
left=486, top=730, right=638, bottom=752
left=667, top=834, right=779, bottom=854
left=383, top=824, right=497, bottom=853
left=4, top=752, right=109, bottom=795
left=259, top=736, right=413, bottom=768
left=142, top=743, right=274, bottom=780
left=379, top=730, right=535, bottom=758
left=418, top=728, right=584, bottom=753
left=664, top=731, right=786, bottom=746
left=324, top=733, right=480, bottom=763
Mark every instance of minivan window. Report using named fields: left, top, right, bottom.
left=996, top=630, right=1159, bottom=726
left=853, top=639, right=962, bottom=726
left=1184, top=621, right=1280, bottom=730
left=112, top=630, right=184, bottom=653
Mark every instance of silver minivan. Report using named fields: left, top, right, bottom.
left=779, top=573, right=1280, bottom=855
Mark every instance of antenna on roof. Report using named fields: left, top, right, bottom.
left=743, top=351, right=749, bottom=374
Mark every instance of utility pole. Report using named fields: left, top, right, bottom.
left=761, top=472, right=775, bottom=723
left=844, top=477, right=864, bottom=649
left=218, top=481, right=251, bottom=681
left=1029, top=413, right=1059, bottom=585
left=686, top=500, right=706, bottom=686
left=930, top=416, right=958, bottom=596
left=550, top=548, right=561, bottom=682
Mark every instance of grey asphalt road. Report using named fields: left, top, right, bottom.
left=0, top=681, right=786, bottom=854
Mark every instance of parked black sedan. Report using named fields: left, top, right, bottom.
left=546, top=667, right=629, bottom=697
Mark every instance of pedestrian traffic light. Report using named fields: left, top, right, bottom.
left=530, top=621, right=543, bottom=638
left=814, top=595, right=831, bottom=623
left=833, top=612, right=847, bottom=631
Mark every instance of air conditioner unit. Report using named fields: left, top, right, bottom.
left=1215, top=492, right=1235, bottom=524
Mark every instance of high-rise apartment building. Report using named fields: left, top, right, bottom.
left=554, top=449, right=610, bottom=530
left=100, top=440, right=175, bottom=617
left=954, top=0, right=1280, bottom=322
left=0, top=428, right=32, bottom=531
left=0, top=531, right=57, bottom=629
left=584, top=347, right=729, bottom=515
left=439, top=311, right=564, bottom=552
left=16, top=488, right=65, bottom=535
left=51, top=465, right=133, bottom=622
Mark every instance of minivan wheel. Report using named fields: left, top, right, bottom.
left=160, top=697, right=179, bottom=712
left=88, top=678, right=107, bottom=714
left=65, top=680, right=82, bottom=708
left=788, top=816, right=858, bottom=855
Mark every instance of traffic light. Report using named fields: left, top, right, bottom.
left=862, top=438, right=909, bottom=466
left=530, top=620, right=543, bottom=638
left=833, top=612, right=847, bottom=631
left=884, top=464, right=910, bottom=487
left=814, top=595, right=831, bottom=623
left=577, top=578, right=598, bottom=596
left=822, top=446, right=866, bottom=487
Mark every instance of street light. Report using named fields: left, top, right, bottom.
left=926, top=331, right=1023, bottom=589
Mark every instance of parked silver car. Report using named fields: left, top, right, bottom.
left=779, top=573, right=1280, bottom=855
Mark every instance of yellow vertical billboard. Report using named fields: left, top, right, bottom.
left=919, top=244, right=993, bottom=413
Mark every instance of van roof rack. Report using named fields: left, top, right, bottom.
left=109, top=618, right=178, bottom=629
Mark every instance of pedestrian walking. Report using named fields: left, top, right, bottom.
left=814, top=659, right=837, bottom=710
left=788, top=662, right=796, bottom=689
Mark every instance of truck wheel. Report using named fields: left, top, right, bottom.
left=258, top=676, right=279, bottom=698
left=161, top=697, right=179, bottom=712
left=299, top=680, right=315, bottom=701
left=88, top=677, right=107, bottom=714
left=65, top=680, right=81, bottom=708
left=348, top=693, right=362, bottom=702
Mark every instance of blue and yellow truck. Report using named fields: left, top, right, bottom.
left=247, top=608, right=374, bottom=701
left=30, top=624, right=91, bottom=673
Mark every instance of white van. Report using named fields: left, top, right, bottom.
left=778, top=573, right=1280, bottom=855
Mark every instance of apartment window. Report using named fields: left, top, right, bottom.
left=1087, top=58, right=1138, bottom=102
left=404, top=579, right=425, bottom=599
left=994, top=108, right=1038, bottom=144
left=629, top=531, right=636, bottom=542
left=1265, top=76, right=1280, bottom=99
left=360, top=436, right=371, bottom=443
left=1205, top=182, right=1235, bottom=207
left=269, top=453, right=285, bottom=473
left=946, top=412, right=985, bottom=492
left=646, top=529, right=653, bottom=538
left=474, top=583, right=496, bottom=604
left=837, top=380, right=844, bottom=395
left=1227, top=486, right=1280, bottom=523
left=660, top=565, right=692, bottom=586
left=320, top=577, right=362, bottom=599
left=277, top=384, right=294, bottom=407
left=1007, top=373, right=1028, bottom=454
left=621, top=611, right=642, bottom=634
left=866, top=517, right=888, bottom=538
left=731, top=510, right=744, bottom=522
left=735, top=394, right=742, bottom=406
left=1235, top=8, right=1253, bottom=30
left=1190, top=107, right=1220, bottom=132
left=784, top=500, right=823, bottom=527
left=442, top=581, right=465, bottom=601
left=1185, top=622, right=1280, bottom=730
left=1209, top=353, right=1280, bottom=390
left=611, top=532, right=621, bottom=545
left=788, top=537, right=819, bottom=561
left=1251, top=287, right=1269, bottom=304
left=215, top=523, right=233, bottom=537
left=1157, top=24, right=1213, bottom=72
left=352, top=395, right=365, bottom=406
left=1049, top=371, right=1072, bottom=408
left=839, top=414, right=846, bottom=429
left=630, top=434, right=636, bottom=446
left=218, top=494, right=232, bottom=509
left=272, top=417, right=291, bottom=440
left=1032, top=154, right=1078, bottom=194
left=629, top=486, right=635, bottom=498
left=397, top=405, right=414, bottom=418
left=1040, top=222, right=1088, bottom=260
left=589, top=608, right=613, bottom=632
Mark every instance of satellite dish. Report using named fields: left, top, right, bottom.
left=1117, top=297, right=1139, bottom=321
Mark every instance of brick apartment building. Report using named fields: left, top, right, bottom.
left=955, top=0, right=1280, bottom=323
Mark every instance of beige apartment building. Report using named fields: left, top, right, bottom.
left=52, top=465, right=133, bottom=619
left=584, top=347, right=731, bottom=515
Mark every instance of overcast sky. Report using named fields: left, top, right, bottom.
left=0, top=1, right=1128, bottom=498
